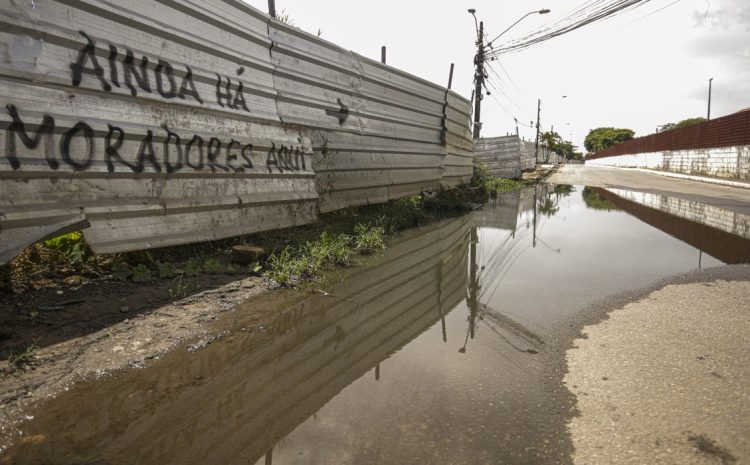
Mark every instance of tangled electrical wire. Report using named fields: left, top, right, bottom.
left=486, top=0, right=658, bottom=56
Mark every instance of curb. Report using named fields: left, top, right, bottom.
left=626, top=168, right=750, bottom=190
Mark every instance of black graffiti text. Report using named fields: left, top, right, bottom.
left=71, top=31, right=202, bottom=103
left=4, top=105, right=309, bottom=174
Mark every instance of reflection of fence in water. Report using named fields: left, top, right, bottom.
left=2, top=215, right=471, bottom=465
left=597, top=188, right=750, bottom=264
left=473, top=186, right=558, bottom=306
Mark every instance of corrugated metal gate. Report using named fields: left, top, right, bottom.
left=0, top=0, right=473, bottom=263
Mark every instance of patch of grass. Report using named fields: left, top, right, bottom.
left=353, top=223, right=385, bottom=255
left=267, top=223, right=389, bottom=287
left=5, top=173, right=535, bottom=293
left=471, top=163, right=526, bottom=195
left=7, top=343, right=39, bottom=370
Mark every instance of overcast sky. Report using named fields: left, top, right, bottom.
left=245, top=0, right=749, bottom=151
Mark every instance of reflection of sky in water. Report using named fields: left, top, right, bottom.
left=4, top=185, right=741, bottom=465
left=478, top=187, right=722, bottom=335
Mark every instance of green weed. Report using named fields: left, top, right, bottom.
left=43, top=232, right=90, bottom=265
left=157, top=261, right=182, bottom=279
left=184, top=259, right=202, bottom=277
left=202, top=259, right=222, bottom=273
left=353, top=223, right=385, bottom=254
left=167, top=275, right=190, bottom=301
left=7, top=343, right=39, bottom=370
left=110, top=262, right=132, bottom=282
left=131, top=264, right=153, bottom=283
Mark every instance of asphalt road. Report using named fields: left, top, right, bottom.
left=550, top=164, right=750, bottom=464
left=549, top=164, right=750, bottom=215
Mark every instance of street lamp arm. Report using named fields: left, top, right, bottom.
left=486, top=9, right=550, bottom=47
left=468, top=9, right=480, bottom=42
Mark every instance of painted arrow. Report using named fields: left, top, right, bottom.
left=325, top=97, right=349, bottom=125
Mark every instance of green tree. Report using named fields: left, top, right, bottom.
left=541, top=131, right=578, bottom=160
left=657, top=117, right=706, bottom=133
left=584, top=127, right=635, bottom=153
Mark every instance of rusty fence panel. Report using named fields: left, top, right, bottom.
left=590, top=109, right=750, bottom=159
left=0, top=0, right=475, bottom=263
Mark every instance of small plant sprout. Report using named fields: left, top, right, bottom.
left=131, top=264, right=153, bottom=283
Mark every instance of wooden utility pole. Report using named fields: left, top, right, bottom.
left=534, top=98, right=541, bottom=164
left=472, top=22, right=485, bottom=139
left=381, top=46, right=386, bottom=64
left=268, top=0, right=276, bottom=18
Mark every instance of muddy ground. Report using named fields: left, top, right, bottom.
left=0, top=268, right=270, bottom=445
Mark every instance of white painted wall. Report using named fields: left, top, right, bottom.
left=587, top=145, right=750, bottom=180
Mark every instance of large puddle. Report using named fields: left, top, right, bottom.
left=3, top=185, right=749, bottom=465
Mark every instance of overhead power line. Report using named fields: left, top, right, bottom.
left=487, top=0, right=653, bottom=56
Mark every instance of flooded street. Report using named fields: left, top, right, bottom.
left=2, top=184, right=749, bottom=465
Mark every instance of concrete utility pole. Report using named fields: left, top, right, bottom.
left=472, top=21, right=485, bottom=139
left=534, top=98, right=541, bottom=164
left=707, top=78, right=713, bottom=120
left=268, top=0, right=276, bottom=18
left=381, top=46, right=387, bottom=64
left=468, top=8, right=548, bottom=140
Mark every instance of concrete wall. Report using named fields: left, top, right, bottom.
left=586, top=146, right=750, bottom=180
left=0, top=0, right=473, bottom=263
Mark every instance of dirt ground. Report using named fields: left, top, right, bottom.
left=0, top=270, right=268, bottom=447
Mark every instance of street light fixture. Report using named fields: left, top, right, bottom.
left=486, top=9, right=551, bottom=48
left=468, top=9, right=479, bottom=42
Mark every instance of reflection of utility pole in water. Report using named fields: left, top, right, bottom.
left=532, top=186, right=538, bottom=248
left=265, top=448, right=273, bottom=465
left=461, top=226, right=480, bottom=353
left=699, top=250, right=703, bottom=269
left=437, top=256, right=448, bottom=343
left=375, top=363, right=380, bottom=381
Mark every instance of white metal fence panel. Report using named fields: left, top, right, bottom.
left=0, top=1, right=475, bottom=263
left=0, top=0, right=317, bottom=263
left=474, top=136, right=522, bottom=179
left=443, top=91, right=474, bottom=185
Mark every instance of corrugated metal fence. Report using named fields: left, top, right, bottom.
left=474, top=135, right=560, bottom=178
left=590, top=109, right=750, bottom=159
left=0, top=0, right=473, bottom=263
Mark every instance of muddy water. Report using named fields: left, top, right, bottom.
left=3, top=185, right=748, bottom=465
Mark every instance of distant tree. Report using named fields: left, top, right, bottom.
left=541, top=131, right=578, bottom=160
left=657, top=117, right=707, bottom=133
left=568, top=152, right=584, bottom=161
left=584, top=127, right=635, bottom=153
